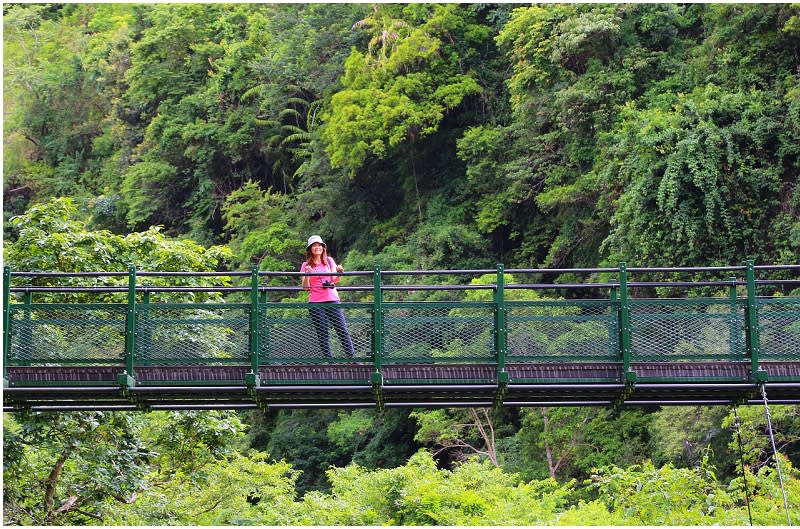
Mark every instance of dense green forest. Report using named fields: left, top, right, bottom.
left=3, top=3, right=800, bottom=525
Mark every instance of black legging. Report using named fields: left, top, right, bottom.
left=309, top=302, right=355, bottom=357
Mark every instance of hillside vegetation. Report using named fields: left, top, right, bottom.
left=3, top=4, right=799, bottom=525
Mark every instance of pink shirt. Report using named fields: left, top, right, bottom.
left=300, top=257, right=341, bottom=303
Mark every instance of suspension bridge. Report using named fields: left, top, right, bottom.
left=3, top=262, right=800, bottom=412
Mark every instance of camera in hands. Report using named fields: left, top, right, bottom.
left=322, top=280, right=336, bottom=289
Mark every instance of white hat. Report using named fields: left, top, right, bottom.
left=306, top=235, right=326, bottom=249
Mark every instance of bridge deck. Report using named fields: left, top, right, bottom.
left=5, top=362, right=800, bottom=411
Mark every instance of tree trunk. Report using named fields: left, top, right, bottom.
left=44, top=448, right=71, bottom=523
left=471, top=408, right=499, bottom=467
left=541, top=408, right=557, bottom=479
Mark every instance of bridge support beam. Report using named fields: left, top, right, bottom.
left=618, top=263, right=636, bottom=385
left=745, top=260, right=768, bottom=384
left=372, top=266, right=385, bottom=411
left=248, top=266, right=261, bottom=389
left=118, top=265, right=137, bottom=388
left=494, top=264, right=508, bottom=409
left=3, top=267, right=11, bottom=384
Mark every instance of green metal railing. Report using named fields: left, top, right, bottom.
left=4, top=262, right=800, bottom=388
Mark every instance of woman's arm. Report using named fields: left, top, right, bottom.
left=301, top=262, right=312, bottom=289
left=329, top=257, right=344, bottom=284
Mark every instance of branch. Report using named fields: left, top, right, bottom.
left=483, top=409, right=496, bottom=445
left=73, top=508, right=104, bottom=521
left=483, top=408, right=499, bottom=467
left=22, top=132, right=40, bottom=147
left=113, top=492, right=138, bottom=504
left=471, top=408, right=498, bottom=467
left=442, top=438, right=489, bottom=459
left=54, top=496, right=78, bottom=514
left=471, top=409, right=489, bottom=445
left=552, top=415, right=591, bottom=474
left=192, top=497, right=224, bottom=517
left=542, top=408, right=556, bottom=478
left=52, top=497, right=104, bottom=522
left=5, top=184, right=30, bottom=195
left=431, top=445, right=450, bottom=457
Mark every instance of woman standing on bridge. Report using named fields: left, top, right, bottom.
left=301, top=235, right=355, bottom=358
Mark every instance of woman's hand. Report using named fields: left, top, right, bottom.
left=304, top=264, right=313, bottom=273
left=336, top=264, right=344, bottom=273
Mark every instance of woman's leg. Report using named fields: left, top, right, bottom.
left=309, top=305, right=332, bottom=357
left=328, top=305, right=355, bottom=357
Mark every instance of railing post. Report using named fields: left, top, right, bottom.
left=618, top=263, right=635, bottom=384
left=609, top=279, right=619, bottom=358
left=495, top=264, right=508, bottom=385
left=372, top=266, right=384, bottom=389
left=246, top=267, right=260, bottom=387
left=140, top=290, right=151, bottom=366
left=118, top=265, right=137, bottom=387
left=259, top=281, right=268, bottom=363
left=3, top=267, right=11, bottom=382
left=727, top=277, right=740, bottom=358
left=745, top=260, right=767, bottom=383
left=21, top=290, right=33, bottom=367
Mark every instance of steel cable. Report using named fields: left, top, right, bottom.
left=760, top=384, right=792, bottom=525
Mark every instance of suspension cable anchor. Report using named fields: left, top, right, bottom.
left=750, top=368, right=768, bottom=383
left=245, top=371, right=260, bottom=388
left=117, top=370, right=136, bottom=389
